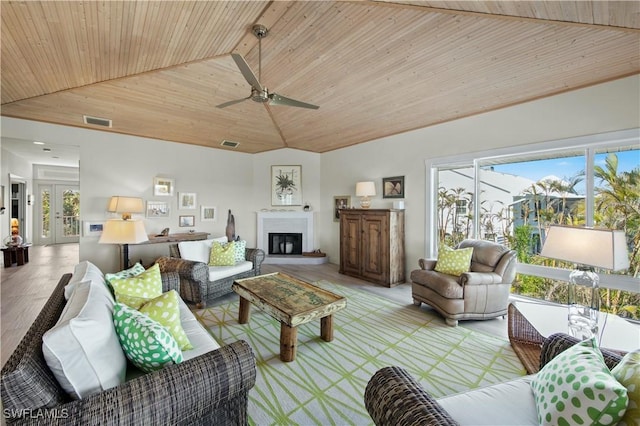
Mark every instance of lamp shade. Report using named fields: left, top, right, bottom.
left=99, top=219, right=148, bottom=245
left=107, top=196, right=144, bottom=214
left=540, top=225, right=629, bottom=271
left=355, top=181, right=376, bottom=197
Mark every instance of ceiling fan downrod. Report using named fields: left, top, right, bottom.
left=253, top=24, right=268, bottom=84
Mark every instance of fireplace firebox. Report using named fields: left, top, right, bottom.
left=269, top=233, right=303, bottom=255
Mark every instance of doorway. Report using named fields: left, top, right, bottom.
left=37, top=183, right=80, bottom=245
left=9, top=181, right=26, bottom=244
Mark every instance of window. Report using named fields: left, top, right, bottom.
left=41, top=187, right=50, bottom=238
left=427, top=129, right=639, bottom=319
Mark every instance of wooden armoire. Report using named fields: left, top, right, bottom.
left=339, top=209, right=405, bottom=287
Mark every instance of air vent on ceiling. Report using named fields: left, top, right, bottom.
left=221, top=140, right=240, bottom=148
left=83, top=115, right=112, bottom=128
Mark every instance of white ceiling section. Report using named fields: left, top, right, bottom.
left=2, top=1, right=638, bottom=154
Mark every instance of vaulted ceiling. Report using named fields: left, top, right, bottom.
left=2, top=1, right=639, bottom=154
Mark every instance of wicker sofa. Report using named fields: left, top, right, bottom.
left=1, top=269, right=256, bottom=425
left=364, top=333, right=625, bottom=425
left=156, top=237, right=265, bottom=308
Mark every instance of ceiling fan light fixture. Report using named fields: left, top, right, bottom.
left=251, top=87, right=269, bottom=103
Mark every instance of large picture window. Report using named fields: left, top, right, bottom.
left=427, top=130, right=639, bottom=320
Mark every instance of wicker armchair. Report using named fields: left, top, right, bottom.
left=364, top=333, right=623, bottom=426
left=156, top=243, right=265, bottom=308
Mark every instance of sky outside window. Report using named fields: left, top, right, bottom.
left=490, top=149, right=639, bottom=194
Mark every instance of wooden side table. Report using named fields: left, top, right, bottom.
left=1, top=244, right=31, bottom=267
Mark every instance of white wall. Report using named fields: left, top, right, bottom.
left=2, top=75, right=639, bottom=276
left=0, top=119, right=320, bottom=273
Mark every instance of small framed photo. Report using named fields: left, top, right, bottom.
left=154, top=177, right=175, bottom=196
left=179, top=215, right=195, bottom=227
left=201, top=206, right=217, bottom=222
left=382, top=176, right=405, bottom=198
left=147, top=201, right=170, bottom=218
left=333, top=195, right=351, bottom=222
left=179, top=192, right=197, bottom=209
left=83, top=221, right=105, bottom=237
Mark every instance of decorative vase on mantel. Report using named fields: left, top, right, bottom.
left=279, top=242, right=293, bottom=254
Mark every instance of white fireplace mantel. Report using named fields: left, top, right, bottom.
left=257, top=211, right=324, bottom=264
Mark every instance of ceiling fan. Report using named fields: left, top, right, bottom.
left=217, top=25, right=319, bottom=110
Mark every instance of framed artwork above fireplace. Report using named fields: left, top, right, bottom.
left=271, top=165, right=302, bottom=206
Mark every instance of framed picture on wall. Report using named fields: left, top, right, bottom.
left=179, top=215, right=195, bottom=227
left=271, top=165, right=302, bottom=206
left=146, top=201, right=170, bottom=218
left=178, top=192, right=196, bottom=209
left=382, top=176, right=405, bottom=198
left=154, top=177, right=175, bottom=196
left=201, top=206, right=217, bottom=222
left=333, top=195, right=351, bottom=222
left=83, top=221, right=105, bottom=237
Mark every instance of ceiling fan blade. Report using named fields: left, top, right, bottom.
left=269, top=93, right=319, bottom=110
left=216, top=96, right=250, bottom=109
left=231, top=53, right=263, bottom=91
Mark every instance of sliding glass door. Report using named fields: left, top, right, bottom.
left=428, top=130, right=639, bottom=319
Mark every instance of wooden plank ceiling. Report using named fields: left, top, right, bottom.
left=2, top=1, right=639, bottom=154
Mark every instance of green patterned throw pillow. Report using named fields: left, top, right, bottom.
left=209, top=241, right=236, bottom=266
left=139, top=290, right=193, bottom=351
left=434, top=245, right=473, bottom=276
left=612, top=350, right=640, bottom=425
left=113, top=303, right=183, bottom=373
left=234, top=240, right=247, bottom=263
left=110, top=263, right=163, bottom=309
left=531, top=338, right=628, bottom=426
left=105, top=263, right=145, bottom=288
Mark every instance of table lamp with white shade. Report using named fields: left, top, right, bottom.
left=99, top=219, right=148, bottom=269
left=107, top=196, right=145, bottom=220
left=540, top=225, right=629, bottom=341
left=355, top=181, right=376, bottom=209
left=101, top=196, right=148, bottom=269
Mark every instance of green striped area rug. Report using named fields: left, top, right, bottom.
left=195, top=281, right=525, bottom=425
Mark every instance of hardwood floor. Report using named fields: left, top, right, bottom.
left=1, top=243, right=79, bottom=366
left=1, top=245, right=509, bottom=367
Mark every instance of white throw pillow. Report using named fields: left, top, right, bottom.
left=178, top=237, right=228, bottom=263
left=64, top=260, right=108, bottom=300
left=43, top=280, right=127, bottom=399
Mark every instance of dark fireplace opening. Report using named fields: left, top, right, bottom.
left=268, top=233, right=303, bottom=255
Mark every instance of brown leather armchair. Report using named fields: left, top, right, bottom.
left=410, top=239, right=517, bottom=326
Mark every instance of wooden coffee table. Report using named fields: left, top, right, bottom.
left=232, top=272, right=347, bottom=362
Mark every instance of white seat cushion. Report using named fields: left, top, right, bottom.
left=178, top=237, right=228, bottom=263
left=437, top=376, right=538, bottom=425
left=43, top=280, right=127, bottom=399
left=177, top=296, right=221, bottom=361
left=208, top=261, right=253, bottom=281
